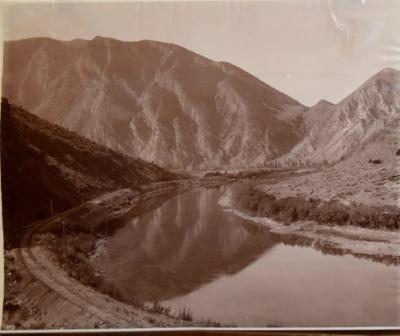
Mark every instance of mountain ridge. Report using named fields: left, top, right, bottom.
left=3, top=37, right=399, bottom=169
left=276, top=67, right=400, bottom=166
left=2, top=36, right=306, bottom=170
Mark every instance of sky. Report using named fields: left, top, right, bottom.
left=1, top=0, right=399, bottom=105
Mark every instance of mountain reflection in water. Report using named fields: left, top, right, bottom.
left=93, top=186, right=399, bottom=327
left=94, top=187, right=275, bottom=302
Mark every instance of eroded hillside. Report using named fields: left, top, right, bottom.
left=278, top=68, right=400, bottom=166
left=2, top=37, right=306, bottom=169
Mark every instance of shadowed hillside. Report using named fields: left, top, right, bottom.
left=0, top=98, right=177, bottom=247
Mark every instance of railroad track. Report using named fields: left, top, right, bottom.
left=18, top=176, right=238, bottom=328
left=19, top=184, right=193, bottom=328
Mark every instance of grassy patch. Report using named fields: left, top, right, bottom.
left=234, top=186, right=400, bottom=230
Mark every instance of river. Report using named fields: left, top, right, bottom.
left=93, top=186, right=400, bottom=327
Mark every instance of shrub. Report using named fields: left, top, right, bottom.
left=234, top=188, right=399, bottom=230
left=368, top=159, right=382, bottom=164
left=149, top=301, right=171, bottom=316
left=177, top=307, right=193, bottom=321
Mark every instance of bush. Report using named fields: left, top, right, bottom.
left=369, top=159, right=382, bottom=164
left=234, top=188, right=399, bottom=230
left=149, top=301, right=171, bottom=316
left=177, top=307, right=193, bottom=321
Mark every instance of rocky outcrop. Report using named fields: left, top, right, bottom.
left=278, top=68, right=400, bottom=166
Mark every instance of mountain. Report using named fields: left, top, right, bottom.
left=277, top=68, right=400, bottom=166
left=0, top=98, right=177, bottom=247
left=2, top=36, right=306, bottom=170
left=260, top=116, right=400, bottom=210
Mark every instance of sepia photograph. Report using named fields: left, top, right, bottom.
left=0, top=0, right=399, bottom=331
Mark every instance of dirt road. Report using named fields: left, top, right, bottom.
left=18, top=183, right=197, bottom=328
left=16, top=176, right=240, bottom=328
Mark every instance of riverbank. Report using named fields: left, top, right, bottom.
left=233, top=185, right=400, bottom=230
left=220, top=185, right=400, bottom=264
left=3, top=177, right=237, bottom=330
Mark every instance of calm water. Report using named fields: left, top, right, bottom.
left=94, top=186, right=400, bottom=327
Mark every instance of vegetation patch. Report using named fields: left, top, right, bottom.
left=2, top=251, right=47, bottom=330
left=34, top=231, right=224, bottom=327
left=233, top=186, right=400, bottom=230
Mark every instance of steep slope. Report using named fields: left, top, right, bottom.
left=277, top=68, right=400, bottom=166
left=2, top=36, right=306, bottom=170
left=262, top=117, right=400, bottom=209
left=0, top=98, right=177, bottom=247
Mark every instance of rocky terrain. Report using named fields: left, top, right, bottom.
left=277, top=68, right=400, bottom=166
left=0, top=98, right=177, bottom=247
left=2, top=36, right=306, bottom=170
left=261, top=117, right=400, bottom=209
